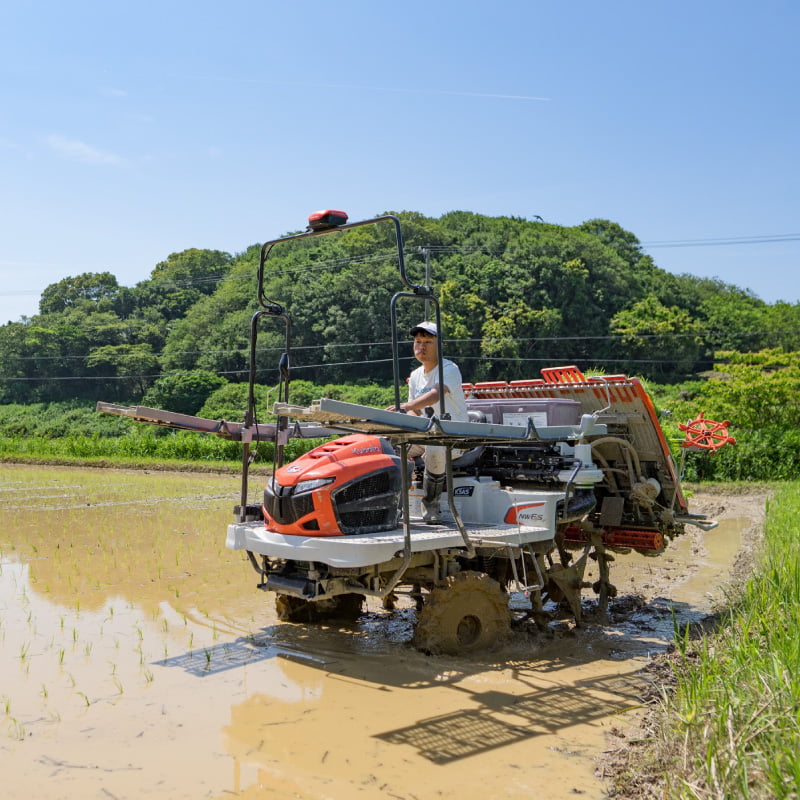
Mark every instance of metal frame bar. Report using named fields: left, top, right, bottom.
left=239, top=308, right=292, bottom=521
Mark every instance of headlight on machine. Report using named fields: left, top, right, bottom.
left=293, top=477, right=335, bottom=494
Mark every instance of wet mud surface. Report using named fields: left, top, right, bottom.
left=0, top=465, right=766, bottom=799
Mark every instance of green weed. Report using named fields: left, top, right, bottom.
left=664, top=482, right=800, bottom=799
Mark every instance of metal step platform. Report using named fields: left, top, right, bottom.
left=226, top=518, right=554, bottom=569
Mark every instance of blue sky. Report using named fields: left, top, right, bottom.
left=1, top=1, right=798, bottom=326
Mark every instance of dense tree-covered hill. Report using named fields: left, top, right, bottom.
left=1, top=211, right=797, bottom=409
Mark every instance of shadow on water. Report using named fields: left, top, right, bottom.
left=159, top=582, right=711, bottom=684
left=158, top=589, right=703, bottom=765
left=374, top=672, right=644, bottom=765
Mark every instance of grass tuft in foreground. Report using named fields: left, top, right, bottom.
left=666, top=482, right=800, bottom=799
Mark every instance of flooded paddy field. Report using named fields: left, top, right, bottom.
left=0, top=465, right=764, bottom=799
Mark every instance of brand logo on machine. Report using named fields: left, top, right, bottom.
left=453, top=486, right=474, bottom=497
left=504, top=502, right=545, bottom=525
left=352, top=446, right=380, bottom=455
left=285, top=465, right=303, bottom=473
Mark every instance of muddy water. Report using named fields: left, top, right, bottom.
left=0, top=465, right=759, bottom=800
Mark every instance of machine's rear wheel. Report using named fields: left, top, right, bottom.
left=413, top=571, right=511, bottom=655
left=275, top=593, right=364, bottom=623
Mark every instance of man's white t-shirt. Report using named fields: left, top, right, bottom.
left=408, top=358, right=468, bottom=421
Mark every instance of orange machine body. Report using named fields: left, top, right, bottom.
left=262, top=434, right=402, bottom=537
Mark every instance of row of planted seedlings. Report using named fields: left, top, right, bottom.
left=0, top=468, right=261, bottom=741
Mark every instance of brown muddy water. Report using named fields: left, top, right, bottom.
left=0, top=465, right=760, bottom=800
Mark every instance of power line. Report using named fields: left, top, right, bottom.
left=0, top=361, right=404, bottom=382
left=0, top=346, right=786, bottom=385
left=2, top=232, right=798, bottom=300
left=2, top=328, right=797, bottom=363
left=641, top=234, right=800, bottom=248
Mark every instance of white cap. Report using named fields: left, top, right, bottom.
left=409, top=321, right=437, bottom=337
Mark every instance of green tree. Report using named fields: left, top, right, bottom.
left=150, top=248, right=232, bottom=286
left=12, top=209, right=795, bottom=407
left=133, top=248, right=233, bottom=322
left=39, top=272, right=120, bottom=315
left=578, top=218, right=651, bottom=270
left=697, top=287, right=766, bottom=352
left=697, top=349, right=800, bottom=429
left=611, top=296, right=702, bottom=380
left=762, top=301, right=800, bottom=352
left=85, top=344, right=160, bottom=399
left=0, top=317, right=90, bottom=403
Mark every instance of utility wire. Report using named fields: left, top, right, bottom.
left=642, top=234, right=800, bottom=248
left=3, top=232, right=798, bottom=299
left=2, top=328, right=797, bottom=363
left=0, top=349, right=781, bottom=384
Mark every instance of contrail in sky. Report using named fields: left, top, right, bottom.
left=311, top=83, right=551, bottom=101
left=164, top=72, right=551, bottom=101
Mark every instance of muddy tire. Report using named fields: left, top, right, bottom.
left=275, top=593, right=364, bottom=623
left=413, top=571, right=511, bottom=655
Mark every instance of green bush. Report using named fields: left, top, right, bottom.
left=657, top=349, right=800, bottom=483
left=679, top=426, right=800, bottom=482
left=4, top=349, right=799, bottom=479
left=0, top=401, right=130, bottom=438
left=199, top=382, right=266, bottom=422
left=142, top=370, right=226, bottom=415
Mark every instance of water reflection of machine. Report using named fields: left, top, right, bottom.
left=99, top=210, right=731, bottom=654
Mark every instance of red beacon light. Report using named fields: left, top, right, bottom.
left=307, top=209, right=349, bottom=231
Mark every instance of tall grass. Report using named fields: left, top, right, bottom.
left=666, top=482, right=800, bottom=799
left=0, top=394, right=352, bottom=468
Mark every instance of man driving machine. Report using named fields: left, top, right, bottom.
left=387, top=321, right=468, bottom=523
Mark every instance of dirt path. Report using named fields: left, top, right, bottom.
left=0, top=466, right=768, bottom=799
